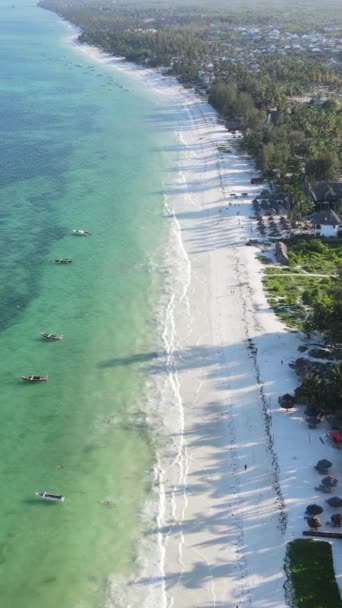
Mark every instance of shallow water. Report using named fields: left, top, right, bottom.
left=0, top=2, right=172, bottom=606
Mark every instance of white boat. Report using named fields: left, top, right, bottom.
left=72, top=229, right=91, bottom=236
left=22, top=375, right=48, bottom=382
left=40, top=333, right=63, bottom=341
left=35, top=491, right=65, bottom=502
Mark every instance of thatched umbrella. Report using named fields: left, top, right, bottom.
left=307, top=516, right=322, bottom=529
left=279, top=393, right=295, bottom=411
left=306, top=504, right=323, bottom=515
left=326, top=497, right=342, bottom=508
left=322, top=476, right=338, bottom=488
left=331, top=513, right=342, bottom=527
left=315, top=459, right=332, bottom=473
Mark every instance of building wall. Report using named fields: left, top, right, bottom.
left=315, top=224, right=339, bottom=237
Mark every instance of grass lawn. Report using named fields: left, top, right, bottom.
left=287, top=237, right=342, bottom=274
left=262, top=237, right=342, bottom=329
left=286, top=539, right=342, bottom=608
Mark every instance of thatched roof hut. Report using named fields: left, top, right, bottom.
left=306, top=504, right=323, bottom=515
left=331, top=513, right=342, bottom=527
left=307, top=516, right=322, bottom=529
left=279, top=393, right=295, bottom=410
left=315, top=459, right=332, bottom=473
left=322, top=476, right=338, bottom=488
left=326, top=497, right=342, bottom=508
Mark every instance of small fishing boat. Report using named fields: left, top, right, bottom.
left=54, top=259, right=72, bottom=264
left=40, top=333, right=63, bottom=341
left=35, top=491, right=64, bottom=502
left=22, top=375, right=48, bottom=382
left=72, top=229, right=91, bottom=236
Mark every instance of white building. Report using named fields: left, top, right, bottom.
left=310, top=208, right=342, bottom=237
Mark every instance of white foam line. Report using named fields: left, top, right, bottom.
left=155, top=168, right=197, bottom=604
left=178, top=170, right=200, bottom=211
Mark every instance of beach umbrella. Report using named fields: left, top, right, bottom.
left=326, top=497, right=342, bottom=508
left=306, top=504, right=323, bottom=515
left=331, top=513, right=342, bottom=527
left=307, top=516, right=322, bottom=529
left=322, top=476, right=338, bottom=488
left=315, top=459, right=332, bottom=471
left=279, top=393, right=295, bottom=411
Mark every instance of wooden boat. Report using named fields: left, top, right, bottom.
left=22, top=375, right=48, bottom=382
left=72, top=229, right=91, bottom=236
left=40, top=333, right=63, bottom=341
left=35, top=491, right=64, bottom=502
left=54, top=259, right=72, bottom=264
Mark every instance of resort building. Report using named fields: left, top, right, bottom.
left=309, top=207, right=342, bottom=237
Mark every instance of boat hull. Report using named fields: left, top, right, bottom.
left=40, top=333, right=63, bottom=340
left=72, top=230, right=91, bottom=236
left=54, top=259, right=72, bottom=264
left=22, top=376, right=48, bottom=382
left=35, top=492, right=64, bottom=502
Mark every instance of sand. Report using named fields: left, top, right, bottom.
left=68, top=40, right=342, bottom=607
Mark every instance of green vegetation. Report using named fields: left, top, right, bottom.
left=295, top=362, right=342, bottom=417
left=263, top=237, right=342, bottom=332
left=264, top=237, right=342, bottom=417
left=286, top=539, right=342, bottom=608
left=209, top=81, right=342, bottom=187
left=39, top=0, right=342, bottom=202
left=288, top=238, right=342, bottom=274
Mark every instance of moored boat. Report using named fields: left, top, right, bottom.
left=21, top=375, right=48, bottom=382
left=35, top=491, right=64, bottom=502
left=54, top=258, right=72, bottom=264
left=40, top=333, right=63, bottom=340
left=72, top=229, right=91, bottom=236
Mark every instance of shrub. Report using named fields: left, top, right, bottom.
left=286, top=539, right=342, bottom=608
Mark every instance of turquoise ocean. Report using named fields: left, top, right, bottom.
left=0, top=2, right=172, bottom=606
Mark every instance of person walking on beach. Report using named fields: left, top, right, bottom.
left=244, top=464, right=247, bottom=471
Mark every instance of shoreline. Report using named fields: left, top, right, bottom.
left=62, top=23, right=342, bottom=608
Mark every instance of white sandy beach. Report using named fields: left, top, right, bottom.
left=69, top=39, right=342, bottom=608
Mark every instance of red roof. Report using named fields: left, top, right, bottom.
left=330, top=432, right=342, bottom=443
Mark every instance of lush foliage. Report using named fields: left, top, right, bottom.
left=305, top=266, right=342, bottom=346
left=263, top=238, right=342, bottom=335
left=210, top=79, right=342, bottom=183
left=296, top=364, right=342, bottom=417
left=40, top=0, right=342, bottom=188
left=286, top=539, right=342, bottom=608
